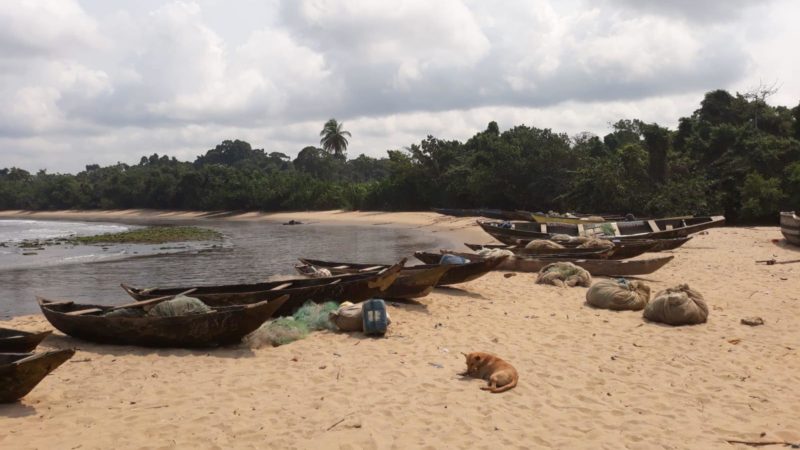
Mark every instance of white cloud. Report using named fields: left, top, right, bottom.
left=0, top=0, right=796, bottom=172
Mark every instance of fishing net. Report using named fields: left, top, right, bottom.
left=576, top=238, right=614, bottom=250
left=246, top=301, right=339, bottom=347
left=524, top=240, right=564, bottom=250
left=103, top=308, right=145, bottom=318
left=644, top=284, right=708, bottom=325
left=147, top=296, right=212, bottom=317
left=536, top=262, right=592, bottom=287
left=586, top=279, right=650, bottom=311
left=305, top=266, right=332, bottom=278
left=477, top=248, right=514, bottom=258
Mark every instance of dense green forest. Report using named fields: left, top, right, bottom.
left=1, top=89, right=798, bottom=223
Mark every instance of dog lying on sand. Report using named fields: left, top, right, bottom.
left=460, top=352, right=518, bottom=393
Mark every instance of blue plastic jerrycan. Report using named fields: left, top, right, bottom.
left=362, top=298, right=388, bottom=336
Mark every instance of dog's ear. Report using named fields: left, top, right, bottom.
left=461, top=352, right=468, bottom=359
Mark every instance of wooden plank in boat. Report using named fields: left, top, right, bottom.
left=358, top=265, right=384, bottom=272
left=647, top=220, right=660, bottom=232
left=577, top=223, right=585, bottom=236
left=65, top=308, right=103, bottom=316
left=327, top=279, right=342, bottom=285
left=270, top=282, right=293, bottom=291
left=332, top=265, right=349, bottom=269
left=611, top=222, right=621, bottom=236
left=540, top=223, right=547, bottom=233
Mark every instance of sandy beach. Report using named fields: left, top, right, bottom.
left=1, top=210, right=799, bottom=449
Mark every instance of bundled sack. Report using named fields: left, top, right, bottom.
left=329, top=301, right=392, bottom=332
left=576, top=237, right=614, bottom=250
left=586, top=279, right=650, bottom=311
left=643, top=284, right=708, bottom=326
left=536, top=262, right=591, bottom=287
left=305, top=266, right=332, bottom=278
left=550, top=234, right=591, bottom=245
left=147, top=295, right=212, bottom=317
left=477, top=248, right=514, bottom=258
left=524, top=239, right=564, bottom=250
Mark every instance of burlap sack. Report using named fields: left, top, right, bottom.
left=329, top=302, right=392, bottom=332
left=643, top=284, right=708, bottom=325
left=536, top=262, right=592, bottom=287
left=524, top=240, right=565, bottom=250
left=586, top=279, right=650, bottom=311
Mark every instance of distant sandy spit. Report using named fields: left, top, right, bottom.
left=1, top=216, right=799, bottom=449
left=0, top=209, right=488, bottom=247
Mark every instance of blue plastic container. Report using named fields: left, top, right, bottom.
left=362, top=299, right=388, bottom=336
left=439, top=254, right=469, bottom=265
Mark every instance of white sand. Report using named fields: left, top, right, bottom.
left=1, top=210, right=799, bottom=449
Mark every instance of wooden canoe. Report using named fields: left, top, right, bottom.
left=415, top=251, right=674, bottom=276
left=433, top=208, right=532, bottom=221
left=780, top=211, right=800, bottom=246
left=0, top=349, right=75, bottom=403
left=297, top=258, right=451, bottom=297
left=464, top=237, right=689, bottom=259
left=121, top=260, right=405, bottom=315
left=478, top=216, right=724, bottom=242
left=37, top=296, right=288, bottom=348
left=0, top=328, right=52, bottom=353
left=297, top=256, right=506, bottom=287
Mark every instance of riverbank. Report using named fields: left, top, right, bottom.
left=1, top=211, right=799, bottom=449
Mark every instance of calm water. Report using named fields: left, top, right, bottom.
left=0, top=218, right=453, bottom=317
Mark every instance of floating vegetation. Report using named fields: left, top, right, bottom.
left=69, top=226, right=222, bottom=245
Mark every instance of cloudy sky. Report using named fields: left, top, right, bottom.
left=1, top=0, right=798, bottom=173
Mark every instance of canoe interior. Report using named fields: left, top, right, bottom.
left=0, top=328, right=52, bottom=353
left=0, top=349, right=75, bottom=403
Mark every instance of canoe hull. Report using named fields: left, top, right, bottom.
left=0, top=328, right=52, bottom=353
left=780, top=211, right=800, bottom=246
left=38, top=297, right=287, bottom=348
left=416, top=251, right=674, bottom=276
left=121, top=261, right=404, bottom=316
left=0, top=349, right=75, bottom=403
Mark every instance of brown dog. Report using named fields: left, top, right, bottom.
left=460, top=352, right=518, bottom=393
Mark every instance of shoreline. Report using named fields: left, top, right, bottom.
left=0, top=208, right=488, bottom=249
left=2, top=212, right=799, bottom=448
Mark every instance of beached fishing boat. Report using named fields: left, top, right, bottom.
left=415, top=251, right=674, bottom=276
left=478, top=216, right=724, bottom=243
left=297, top=256, right=506, bottom=287
left=780, top=211, right=800, bottom=246
left=38, top=296, right=288, bottom=348
left=464, top=237, right=690, bottom=258
left=121, top=260, right=405, bottom=315
left=529, top=212, right=622, bottom=224
left=0, top=349, right=75, bottom=403
left=297, top=259, right=450, bottom=297
left=0, top=328, right=52, bottom=353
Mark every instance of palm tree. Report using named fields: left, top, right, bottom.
left=319, top=118, right=351, bottom=159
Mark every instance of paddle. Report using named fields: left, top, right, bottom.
left=66, top=288, right=198, bottom=316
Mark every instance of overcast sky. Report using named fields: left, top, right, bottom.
left=1, top=0, right=798, bottom=173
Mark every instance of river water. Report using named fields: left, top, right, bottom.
left=0, top=218, right=452, bottom=317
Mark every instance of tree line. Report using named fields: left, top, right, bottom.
left=1, top=90, right=798, bottom=223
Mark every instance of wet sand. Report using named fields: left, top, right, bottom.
left=1, top=210, right=799, bottom=449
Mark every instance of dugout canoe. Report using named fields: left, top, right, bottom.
left=297, top=258, right=451, bottom=297
left=0, top=349, right=75, bottom=403
left=465, top=237, right=688, bottom=258
left=297, top=256, right=506, bottom=287
left=462, top=244, right=616, bottom=259
left=0, top=328, right=52, bottom=353
left=780, top=211, right=800, bottom=246
left=415, top=251, right=674, bottom=276
left=478, top=216, right=724, bottom=242
left=121, top=260, right=405, bottom=315
left=37, top=295, right=288, bottom=348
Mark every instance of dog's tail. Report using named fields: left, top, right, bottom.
left=489, top=376, right=517, bottom=393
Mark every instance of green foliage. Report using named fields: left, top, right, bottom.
left=1, top=89, right=798, bottom=223
left=70, top=226, right=221, bottom=244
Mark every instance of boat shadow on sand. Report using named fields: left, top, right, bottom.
left=40, top=333, right=256, bottom=358
left=432, top=286, right=486, bottom=300
left=0, top=402, right=37, bottom=418
left=772, top=238, right=800, bottom=252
